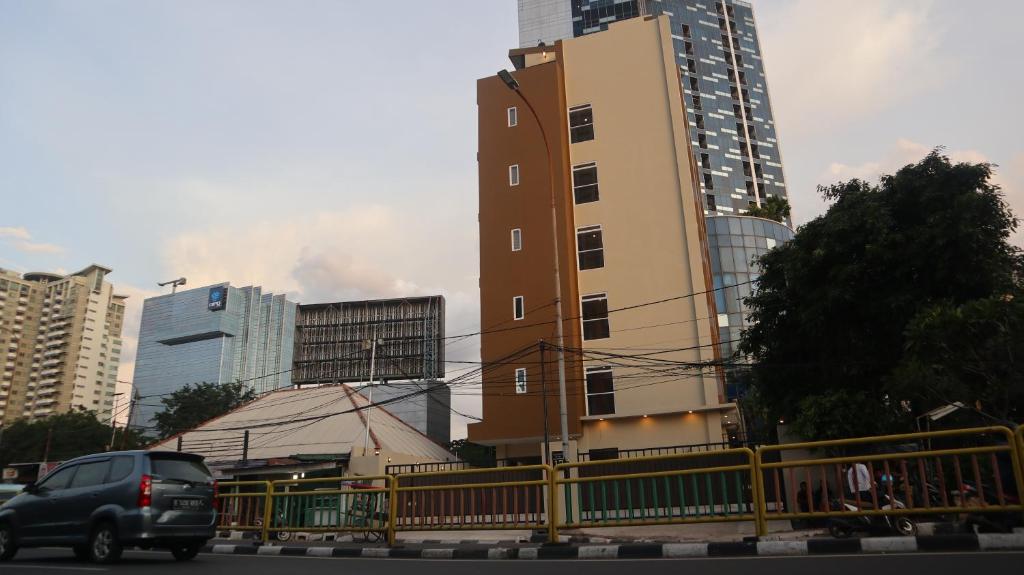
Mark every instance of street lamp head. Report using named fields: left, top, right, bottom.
left=497, top=69, right=520, bottom=91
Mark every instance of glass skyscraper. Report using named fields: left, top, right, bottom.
left=518, top=0, right=789, bottom=219
left=129, top=283, right=296, bottom=431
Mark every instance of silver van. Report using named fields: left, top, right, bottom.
left=0, top=450, right=217, bottom=563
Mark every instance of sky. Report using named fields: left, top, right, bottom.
left=2, top=1, right=1022, bottom=439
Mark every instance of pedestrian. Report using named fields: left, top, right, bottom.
left=796, top=481, right=810, bottom=514
left=847, top=461, right=873, bottom=507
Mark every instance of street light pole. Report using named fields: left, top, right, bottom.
left=498, top=69, right=571, bottom=461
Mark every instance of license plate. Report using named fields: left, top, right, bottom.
left=172, top=498, right=205, bottom=510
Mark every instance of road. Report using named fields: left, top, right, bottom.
left=5, top=549, right=1023, bottom=574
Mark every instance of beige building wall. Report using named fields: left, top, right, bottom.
left=561, top=16, right=730, bottom=452
left=0, top=266, right=125, bottom=425
left=0, top=270, right=44, bottom=424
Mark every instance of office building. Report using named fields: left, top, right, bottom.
left=357, top=381, right=451, bottom=445
left=0, top=265, right=126, bottom=424
left=468, top=16, right=734, bottom=463
left=129, top=283, right=296, bottom=431
left=517, top=0, right=790, bottom=218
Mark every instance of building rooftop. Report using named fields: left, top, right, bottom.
left=150, top=384, right=454, bottom=465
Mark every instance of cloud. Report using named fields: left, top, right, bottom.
left=0, top=226, right=66, bottom=255
left=0, top=227, right=31, bottom=240
left=152, top=201, right=483, bottom=436
left=14, top=241, right=64, bottom=254
left=113, top=283, right=162, bottom=425
left=758, top=0, right=943, bottom=139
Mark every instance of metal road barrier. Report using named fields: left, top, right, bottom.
left=215, top=480, right=271, bottom=534
left=265, top=475, right=391, bottom=543
left=1017, top=425, right=1024, bottom=480
left=213, top=426, right=1024, bottom=545
left=553, top=448, right=762, bottom=533
left=754, top=426, right=1024, bottom=536
left=389, top=465, right=554, bottom=545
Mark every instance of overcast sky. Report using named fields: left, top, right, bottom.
left=2, top=1, right=1022, bottom=439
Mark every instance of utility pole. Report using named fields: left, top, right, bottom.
left=108, top=392, right=124, bottom=450
left=498, top=69, right=571, bottom=461
left=361, top=338, right=379, bottom=455
left=42, top=426, right=53, bottom=463
left=539, top=340, right=551, bottom=466
left=121, top=389, right=139, bottom=450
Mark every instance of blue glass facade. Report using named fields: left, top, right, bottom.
left=706, top=214, right=793, bottom=365
left=565, top=0, right=789, bottom=219
left=129, top=283, right=296, bottom=431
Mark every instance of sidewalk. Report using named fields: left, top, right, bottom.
left=205, top=532, right=1024, bottom=561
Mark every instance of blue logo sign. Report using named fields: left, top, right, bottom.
left=208, top=287, right=228, bottom=311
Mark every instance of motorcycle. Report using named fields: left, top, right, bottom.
left=827, top=493, right=917, bottom=538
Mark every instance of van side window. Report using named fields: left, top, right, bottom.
left=38, top=466, right=77, bottom=491
left=69, top=461, right=110, bottom=488
left=108, top=456, right=135, bottom=482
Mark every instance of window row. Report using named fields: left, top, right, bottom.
left=511, top=364, right=615, bottom=416
left=508, top=293, right=610, bottom=342
left=508, top=225, right=605, bottom=272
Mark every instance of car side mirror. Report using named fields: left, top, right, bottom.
left=23, top=482, right=38, bottom=494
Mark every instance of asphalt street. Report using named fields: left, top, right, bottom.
left=4, top=549, right=1024, bottom=574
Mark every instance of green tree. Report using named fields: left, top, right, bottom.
left=445, top=439, right=496, bottom=468
left=152, top=381, right=255, bottom=439
left=0, top=410, right=148, bottom=468
left=891, top=297, right=1024, bottom=425
left=745, top=195, right=791, bottom=223
left=739, top=151, right=1022, bottom=440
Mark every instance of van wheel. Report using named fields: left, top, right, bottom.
left=0, top=524, right=18, bottom=561
left=170, top=543, right=201, bottom=561
left=89, top=522, right=123, bottom=564
left=73, top=545, right=90, bottom=561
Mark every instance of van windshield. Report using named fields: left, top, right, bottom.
left=149, top=457, right=212, bottom=484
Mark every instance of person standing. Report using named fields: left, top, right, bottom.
left=847, top=462, right=873, bottom=506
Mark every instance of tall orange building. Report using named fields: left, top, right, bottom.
left=468, top=16, right=736, bottom=463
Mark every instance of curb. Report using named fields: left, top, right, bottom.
left=202, top=533, right=1024, bottom=560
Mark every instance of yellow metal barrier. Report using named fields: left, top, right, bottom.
left=215, top=480, right=271, bottom=535
left=553, top=448, right=761, bottom=534
left=390, top=465, right=554, bottom=545
left=1016, top=425, right=1024, bottom=480
left=212, top=426, right=1024, bottom=545
left=755, top=426, right=1024, bottom=536
left=266, top=475, right=391, bottom=543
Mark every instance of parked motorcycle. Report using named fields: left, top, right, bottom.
left=827, top=494, right=917, bottom=538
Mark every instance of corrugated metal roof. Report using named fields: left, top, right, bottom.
left=150, top=384, right=453, bottom=464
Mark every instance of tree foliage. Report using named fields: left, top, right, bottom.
left=446, top=439, right=496, bottom=468
left=745, top=196, right=791, bottom=223
left=891, top=297, right=1024, bottom=425
left=739, top=151, right=1022, bottom=439
left=152, top=381, right=256, bottom=439
left=0, top=410, right=147, bottom=468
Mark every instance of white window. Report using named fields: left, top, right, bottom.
left=513, top=295, right=525, bottom=320
left=585, top=367, right=615, bottom=415
left=569, top=104, right=595, bottom=143
left=509, top=164, right=520, bottom=186
left=581, top=293, right=610, bottom=340
left=507, top=106, right=518, bottom=127
left=511, top=228, right=522, bottom=252
left=572, top=163, right=599, bottom=204
left=515, top=368, right=527, bottom=394
left=576, top=225, right=604, bottom=270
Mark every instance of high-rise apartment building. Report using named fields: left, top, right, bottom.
left=468, top=16, right=735, bottom=463
left=0, top=265, right=126, bottom=425
left=517, top=0, right=789, bottom=218
left=129, top=283, right=296, bottom=431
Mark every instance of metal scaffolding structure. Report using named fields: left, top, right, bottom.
left=291, top=296, right=445, bottom=385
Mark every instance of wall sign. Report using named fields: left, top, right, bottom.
left=208, top=286, right=228, bottom=311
